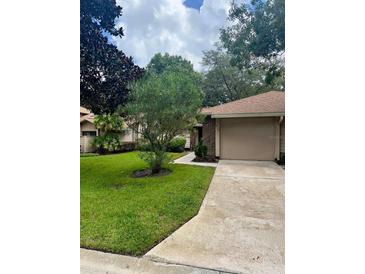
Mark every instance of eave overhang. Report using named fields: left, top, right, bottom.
left=210, top=112, right=285, bottom=118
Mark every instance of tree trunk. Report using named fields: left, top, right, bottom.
left=151, top=151, right=164, bottom=174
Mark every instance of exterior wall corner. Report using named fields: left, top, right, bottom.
left=215, top=119, right=220, bottom=157
left=202, top=116, right=216, bottom=157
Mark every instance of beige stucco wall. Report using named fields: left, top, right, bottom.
left=80, top=136, right=96, bottom=153
left=219, top=117, right=277, bottom=160
left=80, top=121, right=97, bottom=136
left=120, top=129, right=135, bottom=143
left=80, top=121, right=139, bottom=153
left=80, top=121, right=98, bottom=153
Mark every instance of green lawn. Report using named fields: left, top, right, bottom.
left=80, top=151, right=215, bottom=255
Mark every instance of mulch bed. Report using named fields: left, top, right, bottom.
left=132, top=168, right=171, bottom=178
left=193, top=156, right=218, bottom=163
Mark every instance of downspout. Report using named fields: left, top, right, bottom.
left=215, top=118, right=220, bottom=158
left=276, top=116, right=284, bottom=161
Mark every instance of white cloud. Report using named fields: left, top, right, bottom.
left=114, top=0, right=242, bottom=71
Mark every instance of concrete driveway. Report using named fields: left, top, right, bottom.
left=146, top=160, right=285, bottom=274
left=81, top=248, right=223, bottom=274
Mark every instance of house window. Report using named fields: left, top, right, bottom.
left=82, top=131, right=97, bottom=136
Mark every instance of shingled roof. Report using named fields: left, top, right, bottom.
left=80, top=113, right=94, bottom=124
left=80, top=106, right=91, bottom=115
left=202, top=91, right=285, bottom=116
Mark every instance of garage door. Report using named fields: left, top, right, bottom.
left=220, top=117, right=276, bottom=160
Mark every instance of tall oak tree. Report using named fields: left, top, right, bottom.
left=80, top=0, right=144, bottom=114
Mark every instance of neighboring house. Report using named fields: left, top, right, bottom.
left=195, top=91, right=285, bottom=161
left=80, top=107, right=137, bottom=153
left=179, top=130, right=191, bottom=150
left=80, top=106, right=90, bottom=117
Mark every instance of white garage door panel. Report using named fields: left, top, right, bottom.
left=220, top=117, right=276, bottom=160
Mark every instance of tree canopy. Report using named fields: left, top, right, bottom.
left=146, top=53, right=202, bottom=84
left=147, top=53, right=194, bottom=74
left=201, top=45, right=284, bottom=107
left=201, top=0, right=285, bottom=107
left=80, top=0, right=144, bottom=114
left=220, top=0, right=285, bottom=66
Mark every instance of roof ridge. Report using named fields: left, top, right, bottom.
left=202, top=91, right=284, bottom=115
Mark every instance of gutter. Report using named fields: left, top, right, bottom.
left=211, top=112, right=285, bottom=118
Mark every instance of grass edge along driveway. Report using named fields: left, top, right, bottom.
left=81, top=151, right=215, bottom=256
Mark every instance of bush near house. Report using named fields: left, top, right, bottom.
left=93, top=137, right=136, bottom=155
left=193, top=140, right=217, bottom=163
left=120, top=142, right=136, bottom=152
left=93, top=134, right=121, bottom=154
left=137, top=137, right=187, bottom=153
left=136, top=140, right=151, bottom=152
left=167, top=137, right=186, bottom=152
left=93, top=114, right=127, bottom=154
left=194, top=140, right=207, bottom=158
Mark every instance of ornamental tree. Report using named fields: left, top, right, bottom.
left=123, top=70, right=203, bottom=174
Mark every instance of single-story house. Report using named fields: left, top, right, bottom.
left=194, top=91, right=285, bottom=161
left=80, top=107, right=137, bottom=153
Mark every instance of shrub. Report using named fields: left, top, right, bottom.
left=194, top=140, right=207, bottom=158
left=139, top=151, right=172, bottom=173
left=93, top=134, right=121, bottom=154
left=167, top=137, right=186, bottom=152
left=136, top=140, right=151, bottom=151
left=120, top=142, right=136, bottom=152
left=94, top=114, right=124, bottom=133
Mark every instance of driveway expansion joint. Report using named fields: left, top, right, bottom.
left=145, top=255, right=240, bottom=274
left=214, top=174, right=283, bottom=180
left=81, top=248, right=228, bottom=274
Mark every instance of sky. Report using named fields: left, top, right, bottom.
left=112, top=0, right=244, bottom=71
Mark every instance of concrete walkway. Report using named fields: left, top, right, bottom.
left=80, top=248, right=229, bottom=274
left=173, top=152, right=218, bottom=167
left=146, top=160, right=285, bottom=274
